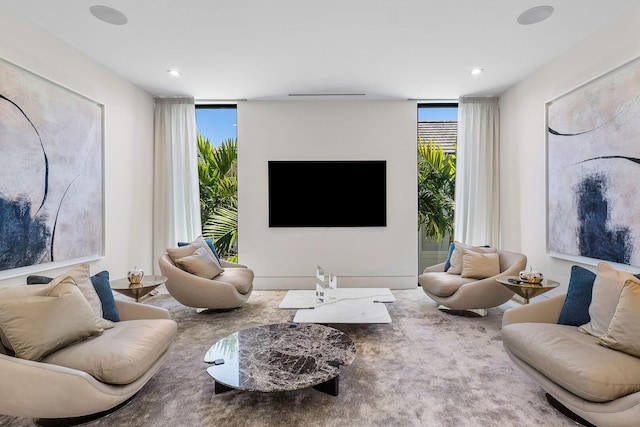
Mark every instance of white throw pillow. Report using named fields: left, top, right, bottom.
left=579, top=262, right=638, bottom=338
left=447, top=241, right=497, bottom=275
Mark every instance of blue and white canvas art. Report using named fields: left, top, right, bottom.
left=547, top=57, right=640, bottom=268
left=0, top=59, right=104, bottom=276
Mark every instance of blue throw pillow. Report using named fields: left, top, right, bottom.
left=26, top=271, right=120, bottom=322
left=178, top=238, right=221, bottom=263
left=91, top=271, right=120, bottom=322
left=558, top=265, right=596, bottom=326
left=443, top=242, right=455, bottom=271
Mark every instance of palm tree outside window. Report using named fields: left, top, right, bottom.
left=195, top=105, right=239, bottom=262
left=417, top=103, right=458, bottom=273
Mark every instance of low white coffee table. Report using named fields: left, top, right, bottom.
left=279, top=288, right=395, bottom=324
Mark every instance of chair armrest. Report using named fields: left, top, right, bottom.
left=220, top=260, right=248, bottom=268
left=502, top=293, right=566, bottom=327
left=424, top=262, right=446, bottom=273
left=115, top=299, right=170, bottom=320
left=0, top=353, right=130, bottom=418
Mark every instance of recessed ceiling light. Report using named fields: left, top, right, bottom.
left=167, top=69, right=182, bottom=77
left=471, top=68, right=483, bottom=75
left=89, top=5, right=128, bottom=25
left=517, top=5, right=554, bottom=25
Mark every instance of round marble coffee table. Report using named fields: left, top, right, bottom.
left=204, top=323, right=356, bottom=396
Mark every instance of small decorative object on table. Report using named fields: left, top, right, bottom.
left=316, top=266, right=338, bottom=303
left=127, top=266, right=144, bottom=286
left=519, top=266, right=543, bottom=284
left=316, top=266, right=327, bottom=302
left=327, top=273, right=338, bottom=301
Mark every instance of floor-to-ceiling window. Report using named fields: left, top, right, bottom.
left=195, top=105, right=239, bottom=261
left=418, top=103, right=458, bottom=273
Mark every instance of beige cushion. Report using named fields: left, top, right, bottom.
left=418, top=272, right=476, bottom=298
left=502, top=322, right=640, bottom=402
left=174, top=246, right=223, bottom=279
left=166, top=242, right=198, bottom=261
left=0, top=277, right=103, bottom=361
left=167, top=236, right=220, bottom=265
left=0, top=284, right=51, bottom=350
left=460, top=249, right=500, bottom=279
left=597, top=278, right=640, bottom=357
left=214, top=267, right=255, bottom=294
left=43, top=318, right=177, bottom=385
left=447, top=241, right=496, bottom=275
left=53, top=264, right=112, bottom=330
left=579, top=262, right=637, bottom=338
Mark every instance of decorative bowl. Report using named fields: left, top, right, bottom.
left=519, top=267, right=543, bottom=284
left=127, top=267, right=144, bottom=285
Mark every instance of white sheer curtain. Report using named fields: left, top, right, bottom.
left=153, top=97, right=201, bottom=273
left=453, top=97, right=500, bottom=246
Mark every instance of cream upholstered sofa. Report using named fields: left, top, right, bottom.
left=502, top=262, right=640, bottom=427
left=418, top=245, right=527, bottom=315
left=0, top=279, right=177, bottom=420
left=159, top=253, right=253, bottom=310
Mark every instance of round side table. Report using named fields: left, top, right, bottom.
left=110, top=275, right=167, bottom=302
left=497, top=276, right=560, bottom=304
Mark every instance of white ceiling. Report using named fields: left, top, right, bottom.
left=1, top=1, right=638, bottom=100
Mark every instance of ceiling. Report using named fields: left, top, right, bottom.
left=1, top=1, right=638, bottom=101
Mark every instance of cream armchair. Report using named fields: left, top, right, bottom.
left=0, top=297, right=176, bottom=421
left=158, top=254, right=253, bottom=310
left=418, top=249, right=527, bottom=316
left=502, top=294, right=640, bottom=427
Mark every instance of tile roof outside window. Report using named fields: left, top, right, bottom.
left=418, top=121, right=457, bottom=154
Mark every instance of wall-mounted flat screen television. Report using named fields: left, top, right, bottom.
left=268, top=160, right=387, bottom=227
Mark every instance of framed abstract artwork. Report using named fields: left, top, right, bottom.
left=0, top=58, right=104, bottom=278
left=546, top=56, right=640, bottom=268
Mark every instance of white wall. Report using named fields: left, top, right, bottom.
left=0, top=8, right=155, bottom=287
left=238, top=100, right=418, bottom=289
left=500, top=5, right=640, bottom=292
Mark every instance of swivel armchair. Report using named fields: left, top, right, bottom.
left=418, top=248, right=527, bottom=316
left=158, top=254, right=253, bottom=310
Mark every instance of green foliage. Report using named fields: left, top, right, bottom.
left=417, top=137, right=456, bottom=242
left=203, top=205, right=238, bottom=262
left=197, top=136, right=238, bottom=260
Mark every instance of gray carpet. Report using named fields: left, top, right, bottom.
left=1, top=289, right=576, bottom=426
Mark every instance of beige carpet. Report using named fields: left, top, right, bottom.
left=1, top=288, right=576, bottom=426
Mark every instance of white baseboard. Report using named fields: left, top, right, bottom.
left=253, top=276, right=418, bottom=290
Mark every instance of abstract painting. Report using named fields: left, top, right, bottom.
left=547, top=56, right=640, bottom=268
left=0, top=58, right=104, bottom=277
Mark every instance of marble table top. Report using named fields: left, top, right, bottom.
left=280, top=288, right=395, bottom=324
left=204, top=323, right=356, bottom=393
left=279, top=288, right=396, bottom=309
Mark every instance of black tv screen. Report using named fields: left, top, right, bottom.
left=268, top=160, right=387, bottom=227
